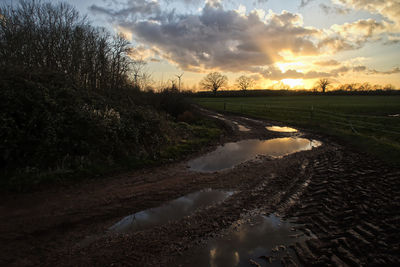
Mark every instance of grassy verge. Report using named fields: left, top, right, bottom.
left=192, top=96, right=400, bottom=166
left=2, top=117, right=222, bottom=192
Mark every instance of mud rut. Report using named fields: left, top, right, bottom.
left=0, top=108, right=399, bottom=266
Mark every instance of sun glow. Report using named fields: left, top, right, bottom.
left=281, top=79, right=304, bottom=88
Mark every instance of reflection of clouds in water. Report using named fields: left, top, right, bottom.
left=109, top=189, right=233, bottom=233
left=200, top=215, right=305, bottom=267
left=189, top=138, right=322, bottom=172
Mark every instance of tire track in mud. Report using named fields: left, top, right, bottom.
left=284, top=150, right=400, bottom=266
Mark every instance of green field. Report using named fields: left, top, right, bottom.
left=192, top=96, right=400, bottom=165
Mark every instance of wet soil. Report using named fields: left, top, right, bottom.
left=0, top=107, right=399, bottom=266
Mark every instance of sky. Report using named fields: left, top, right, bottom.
left=2, top=0, right=400, bottom=89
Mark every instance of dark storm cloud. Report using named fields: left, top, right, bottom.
left=118, top=3, right=320, bottom=73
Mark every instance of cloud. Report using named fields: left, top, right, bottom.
left=115, top=4, right=321, bottom=73
left=89, top=0, right=161, bottom=21
left=332, top=0, right=400, bottom=26
left=317, top=18, right=389, bottom=52
left=299, top=0, right=314, bottom=8
left=350, top=65, right=400, bottom=75
left=352, top=65, right=367, bottom=72
left=90, top=0, right=400, bottom=82
left=319, top=3, right=350, bottom=14
left=254, top=65, right=346, bottom=80
left=385, top=35, right=400, bottom=45
left=314, top=59, right=340, bottom=66
left=369, top=67, right=400, bottom=75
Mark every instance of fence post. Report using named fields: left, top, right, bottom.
left=310, top=105, right=314, bottom=119
left=241, top=105, right=243, bottom=113
left=224, top=102, right=226, bottom=111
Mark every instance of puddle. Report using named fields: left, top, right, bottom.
left=188, top=138, right=321, bottom=172
left=388, top=114, right=399, bottom=117
left=178, top=214, right=306, bottom=267
left=266, top=126, right=298, bottom=133
left=233, top=122, right=251, bottom=132
left=109, top=189, right=234, bottom=233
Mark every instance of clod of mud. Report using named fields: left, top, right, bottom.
left=188, top=138, right=322, bottom=172
left=109, top=189, right=234, bottom=233
left=266, top=126, right=298, bottom=133
left=178, top=214, right=306, bottom=267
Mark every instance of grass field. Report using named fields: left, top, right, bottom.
left=192, top=96, right=400, bottom=165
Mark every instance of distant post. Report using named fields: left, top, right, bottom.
left=224, top=102, right=226, bottom=111
left=310, top=105, right=314, bottom=119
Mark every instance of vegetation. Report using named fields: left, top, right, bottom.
left=235, top=75, right=254, bottom=91
left=0, top=1, right=220, bottom=191
left=317, top=78, right=331, bottom=93
left=200, top=72, right=228, bottom=95
left=192, top=96, right=400, bottom=165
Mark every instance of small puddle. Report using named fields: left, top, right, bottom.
left=233, top=122, right=251, bottom=132
left=109, top=189, right=234, bottom=233
left=388, top=114, right=399, bottom=117
left=266, top=126, right=298, bottom=133
left=188, top=138, right=321, bottom=172
left=179, top=214, right=306, bottom=267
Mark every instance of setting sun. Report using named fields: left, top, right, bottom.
left=281, top=79, right=304, bottom=88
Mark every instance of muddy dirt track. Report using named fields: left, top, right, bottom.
left=1, top=108, right=399, bottom=266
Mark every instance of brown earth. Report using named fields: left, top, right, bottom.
left=0, top=108, right=399, bottom=266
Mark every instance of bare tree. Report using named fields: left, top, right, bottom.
left=200, top=72, right=228, bottom=95
left=383, top=84, right=395, bottom=90
left=130, top=58, right=146, bottom=88
left=0, top=1, right=134, bottom=91
left=235, top=75, right=254, bottom=91
left=318, top=78, right=331, bottom=93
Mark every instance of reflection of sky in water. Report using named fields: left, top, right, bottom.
left=180, top=215, right=305, bottom=267
left=109, top=189, right=234, bottom=233
left=188, top=138, right=321, bottom=172
left=266, top=126, right=298, bottom=133
left=232, top=121, right=251, bottom=132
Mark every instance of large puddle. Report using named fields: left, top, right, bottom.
left=266, top=126, right=298, bottom=133
left=179, top=214, right=306, bottom=267
left=109, top=189, right=234, bottom=233
left=188, top=138, right=321, bottom=172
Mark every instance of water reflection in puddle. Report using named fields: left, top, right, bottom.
left=188, top=138, right=321, bottom=172
left=179, top=214, right=305, bottom=267
left=109, top=189, right=234, bottom=233
left=233, top=122, right=251, bottom=132
left=266, top=126, right=298, bottom=133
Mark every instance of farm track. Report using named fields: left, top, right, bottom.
left=285, top=150, right=400, bottom=266
left=0, top=107, right=399, bottom=266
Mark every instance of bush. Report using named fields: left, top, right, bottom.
left=0, top=71, right=171, bottom=188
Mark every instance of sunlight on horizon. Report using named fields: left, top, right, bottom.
left=281, top=79, right=304, bottom=88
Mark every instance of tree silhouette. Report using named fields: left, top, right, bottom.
left=235, top=75, right=254, bottom=91
left=200, top=72, right=228, bottom=95
left=318, top=78, right=331, bottom=93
